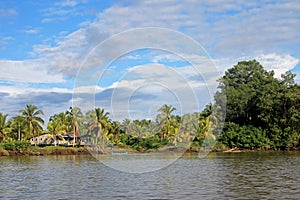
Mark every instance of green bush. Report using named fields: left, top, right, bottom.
left=122, top=135, right=168, bottom=152
left=2, top=141, right=31, bottom=151
left=219, top=123, right=272, bottom=150
left=212, top=142, right=229, bottom=152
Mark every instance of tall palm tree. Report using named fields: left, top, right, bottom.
left=19, top=104, right=44, bottom=139
left=191, top=109, right=217, bottom=148
left=121, top=118, right=131, bottom=134
left=0, top=112, right=10, bottom=142
left=109, top=121, right=121, bottom=139
left=47, top=118, right=65, bottom=145
left=178, top=113, right=197, bottom=143
left=88, top=108, right=111, bottom=144
left=66, top=107, right=83, bottom=137
left=49, top=112, right=70, bottom=134
left=11, top=115, right=26, bottom=141
left=157, top=104, right=176, bottom=140
left=144, top=120, right=160, bottom=138
left=129, top=121, right=147, bottom=141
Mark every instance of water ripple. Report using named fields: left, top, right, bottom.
left=0, top=152, right=299, bottom=199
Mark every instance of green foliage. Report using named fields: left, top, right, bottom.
left=19, top=104, right=44, bottom=139
left=1, top=141, right=31, bottom=151
left=121, top=133, right=168, bottom=152
left=219, top=123, right=271, bottom=149
left=212, top=142, right=228, bottom=152
left=0, top=112, right=10, bottom=142
left=217, top=60, right=300, bottom=150
left=157, top=104, right=177, bottom=140
left=67, top=107, right=83, bottom=137
left=1, top=61, right=299, bottom=152
left=9, top=115, right=26, bottom=141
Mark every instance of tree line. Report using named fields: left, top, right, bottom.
left=216, top=60, right=300, bottom=150
left=0, top=60, right=299, bottom=151
left=0, top=103, right=216, bottom=152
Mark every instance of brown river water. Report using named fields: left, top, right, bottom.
left=1, top=151, right=299, bottom=199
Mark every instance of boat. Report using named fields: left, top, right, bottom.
left=111, top=151, right=128, bottom=155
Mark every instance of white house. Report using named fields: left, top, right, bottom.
left=30, top=134, right=51, bottom=146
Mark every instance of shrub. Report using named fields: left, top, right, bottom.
left=2, top=141, right=31, bottom=151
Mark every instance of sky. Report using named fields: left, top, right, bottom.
left=0, top=0, right=300, bottom=123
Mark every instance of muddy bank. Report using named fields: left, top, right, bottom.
left=0, top=147, right=90, bottom=156
left=1, top=145, right=298, bottom=157
left=0, top=145, right=139, bottom=156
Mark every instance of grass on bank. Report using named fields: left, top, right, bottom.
left=0, top=141, right=89, bottom=156
left=0, top=141, right=32, bottom=151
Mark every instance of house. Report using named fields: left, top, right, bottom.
left=29, top=133, right=85, bottom=146
left=30, top=134, right=51, bottom=146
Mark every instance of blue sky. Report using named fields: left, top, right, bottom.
left=0, top=0, right=300, bottom=122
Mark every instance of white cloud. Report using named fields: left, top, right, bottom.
left=0, top=36, right=14, bottom=49
left=55, top=0, right=79, bottom=7
left=0, top=84, right=71, bottom=97
left=1, top=0, right=300, bottom=120
left=110, top=79, right=146, bottom=90
left=214, top=53, right=299, bottom=80
left=0, top=60, right=64, bottom=83
left=23, top=28, right=40, bottom=34
left=209, top=1, right=300, bottom=56
left=256, top=53, right=299, bottom=78
left=0, top=8, right=17, bottom=17
left=0, top=36, right=14, bottom=42
left=31, top=0, right=299, bottom=80
left=41, top=0, right=87, bottom=23
left=73, top=85, right=104, bottom=93
left=295, top=72, right=300, bottom=83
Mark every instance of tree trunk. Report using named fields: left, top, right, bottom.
left=18, top=126, right=21, bottom=141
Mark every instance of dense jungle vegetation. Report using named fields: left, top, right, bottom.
left=1, top=60, right=299, bottom=152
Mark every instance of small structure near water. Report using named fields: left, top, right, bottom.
left=30, top=134, right=51, bottom=146
left=30, top=134, right=84, bottom=146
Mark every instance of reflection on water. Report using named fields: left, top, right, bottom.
left=95, top=153, right=187, bottom=173
left=0, top=152, right=299, bottom=199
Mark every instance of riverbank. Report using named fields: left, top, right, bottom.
left=1, top=145, right=299, bottom=157
left=0, top=146, right=90, bottom=156
left=0, top=145, right=140, bottom=156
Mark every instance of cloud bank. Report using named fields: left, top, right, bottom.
left=0, top=0, right=299, bottom=123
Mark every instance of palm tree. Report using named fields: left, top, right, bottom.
left=190, top=108, right=217, bottom=149
left=19, top=104, right=44, bottom=139
left=130, top=123, right=143, bottom=141
left=179, top=113, right=197, bottom=143
left=47, top=118, right=65, bottom=145
left=88, top=108, right=111, bottom=144
left=109, top=121, right=121, bottom=139
left=0, top=112, right=10, bottom=142
left=10, top=115, right=25, bottom=141
left=49, top=112, right=70, bottom=134
left=144, top=120, right=160, bottom=138
left=157, top=104, right=176, bottom=140
left=130, top=120, right=159, bottom=141
left=66, top=107, right=83, bottom=145
left=121, top=118, right=131, bottom=134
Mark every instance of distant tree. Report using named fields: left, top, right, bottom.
left=216, top=60, right=277, bottom=126
left=216, top=60, right=300, bottom=149
left=0, top=112, right=10, bottom=142
left=88, top=108, right=111, bottom=144
left=19, top=104, right=44, bottom=139
left=157, top=104, right=176, bottom=140
left=10, top=115, right=26, bottom=141
left=121, top=118, right=131, bottom=134
left=66, top=107, right=83, bottom=137
left=129, top=121, right=147, bottom=141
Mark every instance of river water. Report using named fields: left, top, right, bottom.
left=0, top=152, right=299, bottom=200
